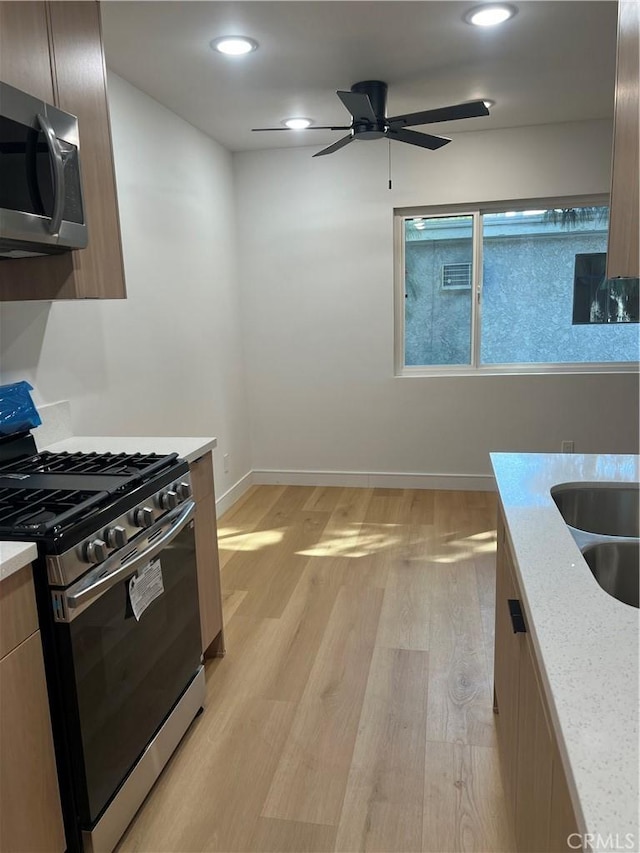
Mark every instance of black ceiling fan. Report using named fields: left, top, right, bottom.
left=252, top=80, right=490, bottom=157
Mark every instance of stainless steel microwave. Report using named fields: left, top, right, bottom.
left=0, top=81, right=88, bottom=259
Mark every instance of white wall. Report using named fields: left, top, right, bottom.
left=0, top=74, right=252, bottom=498
left=234, top=120, right=639, bottom=481
left=1, top=102, right=636, bottom=492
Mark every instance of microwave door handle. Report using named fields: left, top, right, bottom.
left=25, top=124, right=46, bottom=214
left=63, top=500, right=196, bottom=618
left=36, top=113, right=65, bottom=235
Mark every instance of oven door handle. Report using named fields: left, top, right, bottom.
left=62, top=500, right=196, bottom=617
left=37, top=113, right=66, bottom=236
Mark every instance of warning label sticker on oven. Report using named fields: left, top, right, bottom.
left=129, top=559, right=164, bottom=621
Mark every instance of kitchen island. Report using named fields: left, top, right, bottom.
left=492, top=453, right=639, bottom=853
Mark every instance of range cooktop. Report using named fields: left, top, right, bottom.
left=0, top=449, right=180, bottom=539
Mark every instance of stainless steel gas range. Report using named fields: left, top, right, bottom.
left=0, top=433, right=205, bottom=852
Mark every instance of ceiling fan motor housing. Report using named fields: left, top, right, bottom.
left=351, top=80, right=388, bottom=139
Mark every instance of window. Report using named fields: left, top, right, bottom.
left=395, top=197, right=639, bottom=374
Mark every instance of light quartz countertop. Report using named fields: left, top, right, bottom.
left=491, top=452, right=639, bottom=851
left=0, top=435, right=217, bottom=582
left=0, top=541, right=38, bottom=581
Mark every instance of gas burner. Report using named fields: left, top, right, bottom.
left=15, top=508, right=57, bottom=527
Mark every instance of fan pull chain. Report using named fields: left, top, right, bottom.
left=388, top=139, right=392, bottom=190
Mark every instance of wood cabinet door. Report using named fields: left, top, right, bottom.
left=495, top=509, right=580, bottom=853
left=514, top=640, right=553, bottom=852
left=549, top=743, right=579, bottom=852
left=493, top=514, right=522, bottom=816
left=0, top=564, right=38, bottom=659
left=0, top=632, right=66, bottom=853
left=607, top=0, right=639, bottom=278
left=0, top=2, right=54, bottom=102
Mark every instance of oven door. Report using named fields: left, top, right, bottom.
left=52, top=500, right=201, bottom=828
left=0, top=81, right=87, bottom=258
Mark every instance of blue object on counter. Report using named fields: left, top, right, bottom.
left=0, top=381, right=42, bottom=436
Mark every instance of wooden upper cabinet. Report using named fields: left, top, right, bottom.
left=0, top=1, right=126, bottom=301
left=0, top=2, right=54, bottom=102
left=607, top=0, right=640, bottom=279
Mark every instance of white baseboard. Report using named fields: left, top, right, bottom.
left=216, top=470, right=255, bottom=516
left=217, top=467, right=495, bottom=517
left=252, top=468, right=495, bottom=492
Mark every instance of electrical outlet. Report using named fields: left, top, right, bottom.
left=561, top=440, right=574, bottom=453
left=223, top=453, right=230, bottom=473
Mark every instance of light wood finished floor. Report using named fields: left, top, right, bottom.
left=117, top=486, right=514, bottom=853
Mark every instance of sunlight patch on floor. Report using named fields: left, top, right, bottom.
left=296, top=523, right=402, bottom=558
left=428, top=529, right=497, bottom=563
left=217, top=529, right=285, bottom=551
left=217, top=526, right=242, bottom=538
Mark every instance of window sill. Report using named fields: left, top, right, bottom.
left=396, top=362, right=640, bottom=378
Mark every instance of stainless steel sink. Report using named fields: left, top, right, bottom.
left=551, top=483, right=640, bottom=538
left=582, top=541, right=639, bottom=608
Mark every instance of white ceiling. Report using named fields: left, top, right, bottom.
left=101, top=1, right=618, bottom=153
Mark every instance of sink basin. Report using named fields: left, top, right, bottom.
left=582, top=541, right=639, bottom=608
left=552, top=483, right=640, bottom=538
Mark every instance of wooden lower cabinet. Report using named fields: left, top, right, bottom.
left=549, top=742, right=581, bottom=853
left=190, top=452, right=225, bottom=657
left=0, top=630, right=65, bottom=852
left=494, top=508, right=578, bottom=853
left=515, top=640, right=554, bottom=852
left=494, top=520, right=522, bottom=815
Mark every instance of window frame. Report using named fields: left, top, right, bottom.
left=394, top=193, right=638, bottom=377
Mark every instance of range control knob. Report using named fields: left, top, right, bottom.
left=84, top=538, right=108, bottom=564
left=157, top=489, right=179, bottom=510
left=132, top=506, right=154, bottom=528
left=175, top=481, right=192, bottom=500
left=104, top=525, right=128, bottom=549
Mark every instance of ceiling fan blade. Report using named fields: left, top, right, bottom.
left=312, top=134, right=354, bottom=157
left=251, top=125, right=351, bottom=131
left=336, top=90, right=377, bottom=123
left=387, top=100, right=490, bottom=128
left=388, top=128, right=451, bottom=150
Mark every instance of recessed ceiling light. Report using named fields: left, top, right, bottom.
left=465, top=4, right=517, bottom=26
left=210, top=36, right=258, bottom=56
left=283, top=118, right=313, bottom=130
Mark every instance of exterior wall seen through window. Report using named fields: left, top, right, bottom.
left=401, top=203, right=639, bottom=371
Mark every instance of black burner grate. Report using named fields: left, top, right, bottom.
left=0, top=486, right=109, bottom=535
left=0, top=450, right=180, bottom=539
left=0, top=450, right=172, bottom=477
